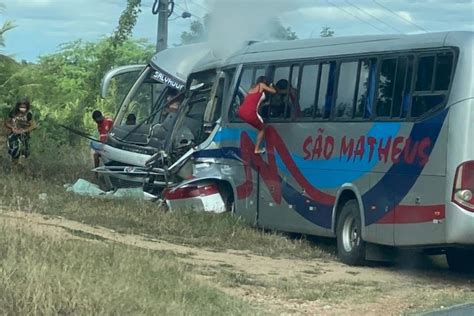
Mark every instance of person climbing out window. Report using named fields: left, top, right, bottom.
left=237, top=76, right=276, bottom=154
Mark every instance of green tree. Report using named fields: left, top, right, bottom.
left=320, top=26, right=335, bottom=38
left=0, top=0, right=149, bottom=145
left=0, top=2, right=15, bottom=43
left=0, top=4, right=19, bottom=119
left=0, top=38, right=153, bottom=143
left=0, top=20, right=14, bottom=49
left=82, top=0, right=142, bottom=111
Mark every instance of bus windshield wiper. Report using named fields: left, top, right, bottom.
left=117, top=93, right=184, bottom=143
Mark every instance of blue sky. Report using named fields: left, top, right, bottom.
left=1, top=0, right=473, bottom=62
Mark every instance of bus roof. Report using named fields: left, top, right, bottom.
left=224, top=31, right=472, bottom=66
left=150, top=43, right=219, bottom=83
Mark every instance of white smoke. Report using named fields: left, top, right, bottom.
left=206, top=0, right=301, bottom=58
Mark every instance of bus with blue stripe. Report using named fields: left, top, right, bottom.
left=145, top=31, right=474, bottom=271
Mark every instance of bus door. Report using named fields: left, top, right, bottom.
left=256, top=65, right=295, bottom=230
left=222, top=65, right=260, bottom=224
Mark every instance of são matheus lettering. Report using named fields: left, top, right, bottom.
left=302, top=129, right=432, bottom=167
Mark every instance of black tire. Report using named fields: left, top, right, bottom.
left=219, top=186, right=235, bottom=214
left=446, top=248, right=474, bottom=273
left=336, top=200, right=366, bottom=265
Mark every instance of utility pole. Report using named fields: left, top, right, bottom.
left=156, top=0, right=169, bottom=52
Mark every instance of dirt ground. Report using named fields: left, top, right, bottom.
left=1, top=211, right=473, bottom=315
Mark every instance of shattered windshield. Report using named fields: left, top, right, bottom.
left=114, top=66, right=167, bottom=128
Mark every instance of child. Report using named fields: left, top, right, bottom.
left=5, top=99, right=37, bottom=168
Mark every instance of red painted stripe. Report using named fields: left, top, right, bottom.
left=236, top=127, right=336, bottom=205
left=266, top=126, right=336, bottom=205
left=164, top=184, right=219, bottom=200
left=377, top=204, right=445, bottom=224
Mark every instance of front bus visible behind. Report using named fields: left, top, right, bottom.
left=94, top=44, right=215, bottom=187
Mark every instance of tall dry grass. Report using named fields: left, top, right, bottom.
left=0, top=224, right=255, bottom=315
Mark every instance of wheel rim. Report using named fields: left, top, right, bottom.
left=342, top=214, right=360, bottom=253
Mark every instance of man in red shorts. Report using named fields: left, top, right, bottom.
left=92, top=110, right=113, bottom=168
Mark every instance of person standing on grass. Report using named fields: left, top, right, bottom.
left=237, top=76, right=276, bottom=154
left=91, top=110, right=113, bottom=169
left=4, top=99, right=37, bottom=169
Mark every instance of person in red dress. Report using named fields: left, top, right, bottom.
left=238, top=76, right=276, bottom=154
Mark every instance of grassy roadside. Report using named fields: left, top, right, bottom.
left=0, top=223, right=256, bottom=315
left=0, top=147, right=334, bottom=260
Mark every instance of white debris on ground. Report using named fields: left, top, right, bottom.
left=65, top=179, right=144, bottom=199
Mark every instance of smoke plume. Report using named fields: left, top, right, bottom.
left=206, top=0, right=298, bottom=58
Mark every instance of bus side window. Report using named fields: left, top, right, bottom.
left=354, top=59, right=373, bottom=119
left=284, top=65, right=300, bottom=119
left=401, top=56, right=414, bottom=118
left=297, top=64, right=319, bottom=119
left=411, top=95, right=446, bottom=118
left=411, top=52, right=453, bottom=118
left=415, top=56, right=435, bottom=91
left=268, top=66, right=291, bottom=120
left=374, top=56, right=413, bottom=120
left=391, top=57, right=409, bottom=118
left=434, top=52, right=454, bottom=91
left=317, top=62, right=336, bottom=119
left=255, top=68, right=266, bottom=80
left=335, top=61, right=358, bottom=119
left=229, top=67, right=253, bottom=122
left=376, top=58, right=397, bottom=118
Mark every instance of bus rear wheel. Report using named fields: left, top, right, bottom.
left=336, top=200, right=365, bottom=266
left=446, top=248, right=474, bottom=273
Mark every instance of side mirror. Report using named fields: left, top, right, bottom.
left=100, top=65, right=145, bottom=98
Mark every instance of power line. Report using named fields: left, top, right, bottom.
left=188, top=0, right=210, bottom=12
left=187, top=0, right=210, bottom=15
left=174, top=2, right=187, bottom=12
left=169, top=10, right=182, bottom=21
left=175, top=3, right=204, bottom=21
left=326, top=0, right=387, bottom=33
left=345, top=0, right=403, bottom=33
left=372, top=0, right=428, bottom=33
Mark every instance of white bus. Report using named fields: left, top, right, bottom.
left=144, top=31, right=473, bottom=271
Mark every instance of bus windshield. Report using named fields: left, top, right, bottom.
left=114, top=67, right=182, bottom=145
left=114, top=66, right=167, bottom=128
